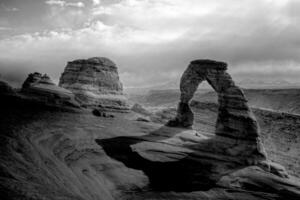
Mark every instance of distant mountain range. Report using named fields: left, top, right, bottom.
left=236, top=79, right=300, bottom=89
left=129, top=88, right=300, bottom=115
left=125, top=79, right=300, bottom=95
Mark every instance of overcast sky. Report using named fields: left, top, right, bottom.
left=0, top=0, right=300, bottom=87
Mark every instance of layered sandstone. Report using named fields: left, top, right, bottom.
left=21, top=72, right=80, bottom=108
left=59, top=57, right=129, bottom=110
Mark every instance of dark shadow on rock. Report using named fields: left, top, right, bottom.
left=96, top=126, right=225, bottom=192
left=95, top=127, right=300, bottom=198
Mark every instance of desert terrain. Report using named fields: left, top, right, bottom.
left=0, top=58, right=299, bottom=200
left=1, top=94, right=299, bottom=200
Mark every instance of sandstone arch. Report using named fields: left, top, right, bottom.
left=167, top=59, right=267, bottom=158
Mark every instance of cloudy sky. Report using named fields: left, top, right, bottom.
left=0, top=0, right=300, bottom=87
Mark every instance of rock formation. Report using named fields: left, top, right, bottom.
left=21, top=72, right=80, bottom=108
left=22, top=72, right=44, bottom=89
left=0, top=79, right=15, bottom=95
left=131, top=103, right=151, bottom=116
left=1, top=59, right=299, bottom=200
left=167, top=59, right=267, bottom=161
left=59, top=57, right=129, bottom=110
left=93, top=60, right=299, bottom=198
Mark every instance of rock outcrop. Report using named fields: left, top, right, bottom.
left=21, top=72, right=80, bottom=108
left=22, top=72, right=44, bottom=89
left=131, top=103, right=151, bottom=116
left=167, top=59, right=267, bottom=162
left=59, top=57, right=129, bottom=111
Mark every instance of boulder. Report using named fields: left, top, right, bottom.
left=59, top=57, right=129, bottom=111
left=21, top=73, right=80, bottom=108
left=92, top=109, right=114, bottom=118
left=136, top=116, right=151, bottom=122
left=131, top=103, right=151, bottom=115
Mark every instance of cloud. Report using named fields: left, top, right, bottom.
left=90, top=0, right=300, bottom=63
left=45, top=0, right=65, bottom=7
left=92, top=0, right=101, bottom=6
left=67, top=2, right=85, bottom=8
left=0, top=27, right=12, bottom=31
left=45, top=0, right=85, bottom=8
left=0, top=3, right=19, bottom=12
left=6, top=7, right=19, bottom=12
left=1, top=0, right=300, bottom=87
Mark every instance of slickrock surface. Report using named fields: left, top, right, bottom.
left=59, top=57, right=129, bottom=110
left=1, top=102, right=299, bottom=200
left=21, top=72, right=80, bottom=108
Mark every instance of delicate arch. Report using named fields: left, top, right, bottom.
left=167, top=59, right=266, bottom=159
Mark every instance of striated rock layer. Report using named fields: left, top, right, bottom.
left=21, top=72, right=80, bottom=108
left=59, top=57, right=129, bottom=111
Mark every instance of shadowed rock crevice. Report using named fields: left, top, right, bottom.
left=96, top=127, right=218, bottom=192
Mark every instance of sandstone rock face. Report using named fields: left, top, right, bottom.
left=167, top=59, right=267, bottom=162
left=22, top=72, right=44, bottom=89
left=21, top=72, right=80, bottom=108
left=59, top=57, right=129, bottom=110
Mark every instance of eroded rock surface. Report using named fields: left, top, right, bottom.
left=59, top=57, right=129, bottom=111
left=21, top=72, right=80, bottom=108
